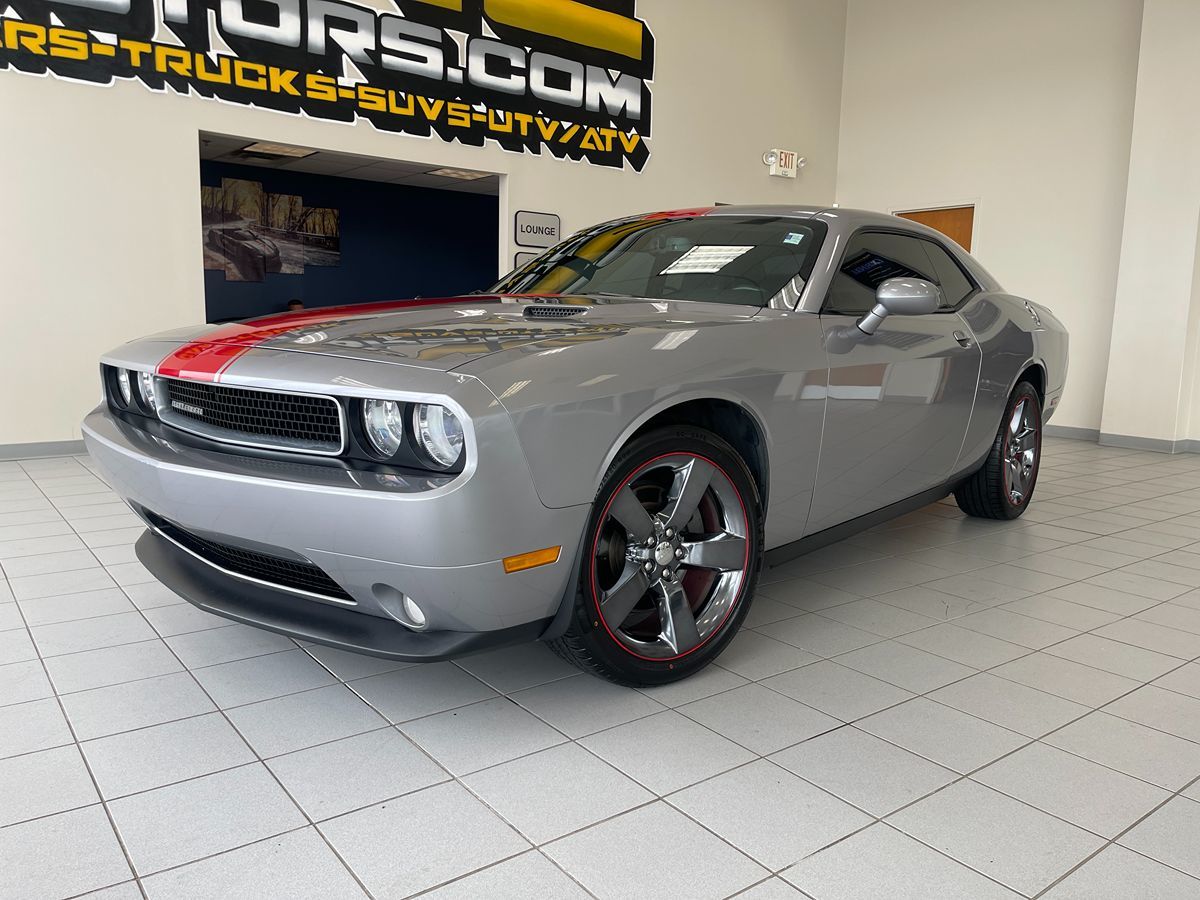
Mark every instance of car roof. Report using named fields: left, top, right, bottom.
left=705, top=204, right=914, bottom=229
left=697, top=205, right=969, bottom=251
left=621, top=204, right=936, bottom=233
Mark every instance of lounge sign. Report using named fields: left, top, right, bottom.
left=0, top=0, right=655, bottom=170
left=515, top=210, right=561, bottom=248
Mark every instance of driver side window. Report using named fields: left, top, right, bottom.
left=824, top=232, right=940, bottom=315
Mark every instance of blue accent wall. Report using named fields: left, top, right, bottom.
left=201, top=161, right=499, bottom=323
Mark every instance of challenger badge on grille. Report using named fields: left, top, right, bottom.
left=170, top=400, right=205, bottom=417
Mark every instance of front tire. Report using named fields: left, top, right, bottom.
left=549, top=426, right=764, bottom=685
left=954, top=381, right=1042, bottom=520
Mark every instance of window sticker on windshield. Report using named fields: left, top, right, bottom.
left=783, top=232, right=805, bottom=245
left=659, top=245, right=754, bottom=275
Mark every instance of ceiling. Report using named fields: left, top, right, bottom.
left=198, top=133, right=500, bottom=194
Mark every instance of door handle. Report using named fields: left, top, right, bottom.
left=952, top=331, right=974, bottom=349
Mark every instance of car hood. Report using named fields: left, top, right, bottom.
left=147, top=295, right=761, bottom=373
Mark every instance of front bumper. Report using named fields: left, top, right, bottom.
left=82, top=402, right=590, bottom=645
left=136, top=529, right=548, bottom=661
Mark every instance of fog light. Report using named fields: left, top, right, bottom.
left=403, top=595, right=426, bottom=628
left=371, top=583, right=426, bottom=630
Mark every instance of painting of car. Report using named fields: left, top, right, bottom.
left=206, top=225, right=283, bottom=280
left=83, top=206, right=1068, bottom=685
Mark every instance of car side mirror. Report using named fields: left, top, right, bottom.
left=857, top=278, right=941, bottom=335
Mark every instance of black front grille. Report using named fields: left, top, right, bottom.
left=148, top=513, right=354, bottom=602
left=161, top=379, right=343, bottom=454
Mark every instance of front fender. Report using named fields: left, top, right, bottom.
left=465, top=311, right=828, bottom=550
left=592, top=388, right=773, bottom=498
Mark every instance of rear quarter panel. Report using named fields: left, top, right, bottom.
left=957, top=292, right=1056, bottom=470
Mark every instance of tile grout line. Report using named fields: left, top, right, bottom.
left=8, top=460, right=382, bottom=899
left=302, top=650, right=605, bottom=899
left=7, top=470, right=149, bottom=900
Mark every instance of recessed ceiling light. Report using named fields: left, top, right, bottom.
left=426, top=168, right=490, bottom=180
left=239, top=142, right=317, bottom=159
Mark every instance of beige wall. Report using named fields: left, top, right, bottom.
left=835, top=0, right=1143, bottom=433
left=1099, top=0, right=1200, bottom=444
left=0, top=0, right=848, bottom=445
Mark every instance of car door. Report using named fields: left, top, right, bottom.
left=806, top=229, right=982, bottom=534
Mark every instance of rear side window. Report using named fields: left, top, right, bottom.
left=824, top=232, right=938, bottom=315
left=921, top=240, right=976, bottom=307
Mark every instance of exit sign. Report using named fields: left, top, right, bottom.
left=769, top=149, right=799, bottom=179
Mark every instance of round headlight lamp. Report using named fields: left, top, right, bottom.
left=362, top=399, right=405, bottom=457
left=137, top=371, right=157, bottom=411
left=115, top=368, right=133, bottom=406
left=413, top=404, right=464, bottom=469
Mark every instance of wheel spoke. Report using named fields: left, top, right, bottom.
left=1006, top=458, right=1023, bottom=498
left=601, top=565, right=650, bottom=627
left=608, top=485, right=655, bottom=542
left=1012, top=425, right=1035, bottom=453
left=681, top=534, right=747, bottom=572
left=663, top=458, right=715, bottom=530
left=1008, top=400, right=1025, bottom=440
left=655, top=580, right=701, bottom=654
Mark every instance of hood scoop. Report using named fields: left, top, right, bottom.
left=524, top=304, right=586, bottom=319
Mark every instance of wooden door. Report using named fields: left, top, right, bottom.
left=897, top=205, right=974, bottom=251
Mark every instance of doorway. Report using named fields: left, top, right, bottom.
left=198, top=133, right=501, bottom=323
left=897, top=205, right=974, bottom=251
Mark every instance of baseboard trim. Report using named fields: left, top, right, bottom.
left=0, top=440, right=87, bottom=461
left=1044, top=424, right=1100, bottom=442
left=1099, top=433, right=1200, bottom=454
left=3, top=431, right=1195, bottom=460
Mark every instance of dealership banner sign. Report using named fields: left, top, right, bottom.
left=0, top=0, right=655, bottom=169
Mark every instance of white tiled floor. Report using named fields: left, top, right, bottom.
left=3, top=438, right=1200, bottom=898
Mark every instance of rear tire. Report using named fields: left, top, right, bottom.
left=954, top=381, right=1042, bottom=520
left=549, top=426, right=763, bottom=686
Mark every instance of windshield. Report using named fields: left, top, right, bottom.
left=493, top=215, right=826, bottom=307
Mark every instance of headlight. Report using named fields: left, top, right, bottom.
left=413, top=403, right=464, bottom=469
left=137, top=371, right=157, bottom=411
left=362, top=399, right=405, bottom=457
left=116, top=368, right=133, bottom=406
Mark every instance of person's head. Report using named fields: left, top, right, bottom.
left=287, top=299, right=304, bottom=311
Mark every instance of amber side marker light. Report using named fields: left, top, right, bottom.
left=503, top=546, right=561, bottom=574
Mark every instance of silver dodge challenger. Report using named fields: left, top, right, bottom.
left=83, top=206, right=1067, bottom=685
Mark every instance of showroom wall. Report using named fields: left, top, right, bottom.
left=199, top=161, right=500, bottom=322
left=0, top=0, right=849, bottom=446
left=835, top=0, right=1144, bottom=435
left=1099, top=0, right=1200, bottom=446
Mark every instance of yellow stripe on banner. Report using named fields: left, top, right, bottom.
left=409, top=0, right=464, bottom=10
left=486, top=0, right=644, bottom=61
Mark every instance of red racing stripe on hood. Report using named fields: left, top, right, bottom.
left=155, top=298, right=474, bottom=381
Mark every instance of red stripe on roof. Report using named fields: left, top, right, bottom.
left=642, top=207, right=717, bottom=220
